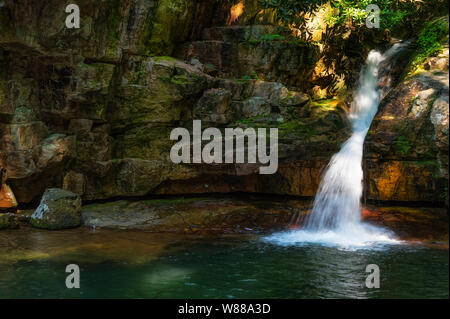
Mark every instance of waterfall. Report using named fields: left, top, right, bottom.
left=305, top=43, right=409, bottom=231
left=265, top=43, right=408, bottom=248
left=304, top=51, right=384, bottom=230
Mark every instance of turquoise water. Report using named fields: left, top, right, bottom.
left=0, top=228, right=448, bottom=298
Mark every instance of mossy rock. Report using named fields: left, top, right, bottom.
left=31, top=188, right=82, bottom=230
left=0, top=213, right=18, bottom=230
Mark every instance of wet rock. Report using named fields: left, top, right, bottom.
left=363, top=206, right=449, bottom=242
left=81, top=196, right=308, bottom=232
left=1, top=129, right=75, bottom=203
left=16, top=209, right=34, bottom=223
left=0, top=213, right=18, bottom=230
left=30, top=188, right=82, bottom=230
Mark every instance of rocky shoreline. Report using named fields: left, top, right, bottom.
left=2, top=192, right=448, bottom=245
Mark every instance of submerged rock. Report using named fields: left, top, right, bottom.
left=31, top=188, right=82, bottom=230
left=362, top=206, right=449, bottom=242
left=81, top=196, right=308, bottom=233
left=0, top=212, right=18, bottom=229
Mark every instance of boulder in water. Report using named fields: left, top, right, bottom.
left=31, top=188, right=82, bottom=230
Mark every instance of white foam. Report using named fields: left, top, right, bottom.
left=263, top=223, right=401, bottom=250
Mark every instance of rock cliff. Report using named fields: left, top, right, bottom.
left=0, top=0, right=448, bottom=207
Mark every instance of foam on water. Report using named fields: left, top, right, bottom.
left=263, top=224, right=400, bottom=250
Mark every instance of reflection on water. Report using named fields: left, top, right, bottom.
left=0, top=227, right=448, bottom=298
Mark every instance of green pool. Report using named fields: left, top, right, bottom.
left=0, top=227, right=448, bottom=298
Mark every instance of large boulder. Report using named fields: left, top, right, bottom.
left=30, top=188, right=82, bottom=230
left=365, top=46, right=449, bottom=204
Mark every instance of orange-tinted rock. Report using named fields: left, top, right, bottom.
left=366, top=160, right=445, bottom=203
left=154, top=160, right=328, bottom=197
left=0, top=184, right=17, bottom=210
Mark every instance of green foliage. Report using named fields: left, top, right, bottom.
left=260, top=33, right=286, bottom=41
left=261, top=0, right=328, bottom=28
left=326, top=0, right=412, bottom=29
left=251, top=70, right=262, bottom=80
left=394, top=135, right=413, bottom=155
left=261, top=0, right=417, bottom=30
left=409, top=17, right=449, bottom=72
left=152, top=56, right=176, bottom=62
left=248, top=34, right=286, bottom=44
left=204, top=63, right=217, bottom=70
left=233, top=75, right=253, bottom=83
left=325, top=2, right=368, bottom=26
left=170, top=75, right=189, bottom=85
left=235, top=114, right=268, bottom=125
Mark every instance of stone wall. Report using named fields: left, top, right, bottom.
left=0, top=1, right=448, bottom=206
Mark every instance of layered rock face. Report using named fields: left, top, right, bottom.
left=365, top=46, right=449, bottom=205
left=175, top=25, right=319, bottom=88
left=0, top=0, right=448, bottom=207
left=0, top=0, right=351, bottom=204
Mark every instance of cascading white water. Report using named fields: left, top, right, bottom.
left=265, top=44, right=408, bottom=248
left=304, top=50, right=384, bottom=230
